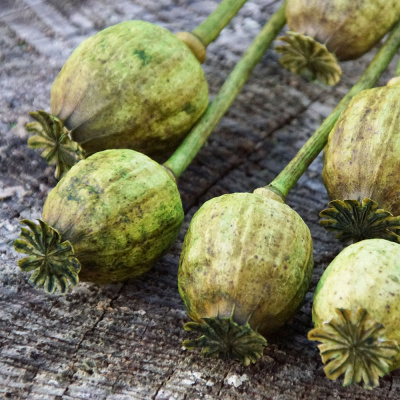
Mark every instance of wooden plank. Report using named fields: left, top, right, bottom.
left=0, top=0, right=398, bottom=399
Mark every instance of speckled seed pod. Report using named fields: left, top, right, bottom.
left=178, top=189, right=313, bottom=365
left=320, top=86, right=400, bottom=243
left=14, top=149, right=184, bottom=294
left=26, top=20, right=209, bottom=178
left=309, top=239, right=400, bottom=389
left=275, top=0, right=400, bottom=85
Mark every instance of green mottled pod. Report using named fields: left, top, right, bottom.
left=26, top=20, right=209, bottom=178
left=178, top=189, right=313, bottom=365
left=275, top=0, right=400, bottom=85
left=320, top=86, right=400, bottom=243
left=13, top=149, right=184, bottom=293
left=308, top=239, right=400, bottom=389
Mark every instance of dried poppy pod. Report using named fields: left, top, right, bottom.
left=14, top=2, right=289, bottom=295
left=178, top=188, right=313, bottom=365
left=14, top=149, right=184, bottom=294
left=27, top=20, right=209, bottom=178
left=308, top=239, right=400, bottom=389
left=320, top=85, right=400, bottom=243
left=275, top=0, right=400, bottom=85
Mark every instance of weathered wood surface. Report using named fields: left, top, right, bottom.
left=1, top=1, right=399, bottom=399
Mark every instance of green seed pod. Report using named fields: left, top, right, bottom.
left=308, top=239, right=400, bottom=389
left=26, top=20, right=209, bottom=178
left=13, top=149, right=184, bottom=294
left=178, top=189, right=313, bottom=365
left=320, top=86, right=400, bottom=243
left=275, top=0, right=400, bottom=85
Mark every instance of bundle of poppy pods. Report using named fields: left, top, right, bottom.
left=13, top=0, right=400, bottom=391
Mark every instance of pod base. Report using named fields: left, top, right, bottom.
left=183, top=316, right=267, bottom=366
left=26, top=110, right=84, bottom=179
left=275, top=31, right=342, bottom=86
left=320, top=198, right=400, bottom=243
left=13, top=219, right=81, bottom=294
left=308, top=308, right=398, bottom=390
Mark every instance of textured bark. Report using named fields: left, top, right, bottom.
left=0, top=1, right=399, bottom=399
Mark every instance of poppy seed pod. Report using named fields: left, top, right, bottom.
left=178, top=189, right=313, bottom=365
left=320, top=86, right=400, bottom=243
left=309, top=239, right=400, bottom=389
left=14, top=149, right=184, bottom=294
left=275, top=0, right=400, bottom=85
left=26, top=20, right=209, bottom=178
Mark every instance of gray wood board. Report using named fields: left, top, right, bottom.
left=0, top=0, right=398, bottom=399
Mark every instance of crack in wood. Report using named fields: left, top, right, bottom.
left=151, top=366, right=176, bottom=400
left=384, top=373, right=394, bottom=400
left=216, top=369, right=231, bottom=398
left=57, top=282, right=126, bottom=398
left=21, top=365, right=40, bottom=399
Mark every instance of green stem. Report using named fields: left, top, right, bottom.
left=192, top=0, right=249, bottom=46
left=396, top=56, right=400, bottom=76
left=164, top=2, right=286, bottom=178
left=267, top=18, right=400, bottom=200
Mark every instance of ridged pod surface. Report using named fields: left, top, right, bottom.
left=42, top=149, right=184, bottom=284
left=323, top=86, right=400, bottom=215
left=310, top=240, right=400, bottom=387
left=50, top=20, right=208, bottom=160
left=179, top=192, right=313, bottom=336
left=286, top=0, right=400, bottom=61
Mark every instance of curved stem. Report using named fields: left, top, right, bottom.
left=266, top=18, right=400, bottom=200
left=192, top=0, right=249, bottom=46
left=164, top=2, right=286, bottom=178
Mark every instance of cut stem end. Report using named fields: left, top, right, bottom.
left=183, top=316, right=267, bottom=366
left=308, top=308, right=399, bottom=390
left=275, top=31, right=342, bottom=86
left=26, top=110, right=85, bottom=179
left=320, top=198, right=400, bottom=244
left=13, top=219, right=81, bottom=294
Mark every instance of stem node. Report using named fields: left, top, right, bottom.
left=175, top=32, right=206, bottom=63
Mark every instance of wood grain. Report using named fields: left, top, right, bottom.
left=0, top=1, right=399, bottom=399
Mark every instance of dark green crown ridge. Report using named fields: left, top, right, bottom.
left=308, top=308, right=399, bottom=390
left=13, top=219, right=81, bottom=294
left=320, top=198, right=400, bottom=243
left=183, top=316, right=267, bottom=366
left=26, top=110, right=84, bottom=179
left=275, top=31, right=342, bottom=86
